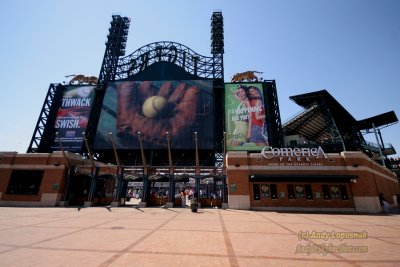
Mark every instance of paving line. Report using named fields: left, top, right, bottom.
left=0, top=208, right=136, bottom=255
left=218, top=210, right=239, bottom=267
left=99, top=209, right=185, bottom=267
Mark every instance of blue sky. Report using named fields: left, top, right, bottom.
left=0, top=0, right=399, bottom=158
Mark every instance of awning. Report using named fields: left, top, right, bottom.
left=200, top=175, right=225, bottom=182
left=249, top=174, right=357, bottom=183
left=123, top=174, right=144, bottom=181
left=148, top=174, right=170, bottom=182
left=174, top=174, right=194, bottom=182
left=357, top=111, right=398, bottom=130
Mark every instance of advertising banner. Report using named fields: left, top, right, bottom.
left=94, top=80, right=214, bottom=149
left=51, top=85, right=95, bottom=151
left=225, top=83, right=269, bottom=151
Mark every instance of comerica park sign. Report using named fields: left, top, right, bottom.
left=261, top=146, right=328, bottom=162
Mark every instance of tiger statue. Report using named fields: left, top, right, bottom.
left=65, top=74, right=99, bottom=85
left=231, top=71, right=263, bottom=83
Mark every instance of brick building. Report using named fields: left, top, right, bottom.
left=227, top=150, right=399, bottom=213
left=1, top=149, right=399, bottom=213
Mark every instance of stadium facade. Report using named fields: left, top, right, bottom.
left=0, top=13, right=399, bottom=212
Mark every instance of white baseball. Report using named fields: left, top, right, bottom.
left=142, top=96, right=168, bottom=118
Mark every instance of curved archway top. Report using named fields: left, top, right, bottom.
left=123, top=41, right=211, bottom=62
left=116, top=41, right=220, bottom=80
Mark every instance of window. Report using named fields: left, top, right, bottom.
left=287, top=184, right=295, bottom=199
left=295, top=185, right=305, bottom=199
left=330, top=185, right=340, bottom=199
left=260, top=184, right=270, bottom=198
left=6, top=170, right=44, bottom=195
left=270, top=184, right=278, bottom=199
left=253, top=184, right=260, bottom=200
left=322, top=184, right=348, bottom=200
left=305, top=184, right=313, bottom=200
left=322, top=185, right=331, bottom=200
left=339, top=185, right=349, bottom=200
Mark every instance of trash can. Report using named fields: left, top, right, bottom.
left=190, top=201, right=198, bottom=212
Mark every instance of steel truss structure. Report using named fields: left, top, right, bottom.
left=116, top=41, right=217, bottom=79
left=96, top=11, right=225, bottom=164
left=75, top=12, right=226, bottom=178
left=210, top=11, right=225, bottom=152
left=27, top=83, right=63, bottom=153
left=27, top=15, right=131, bottom=154
left=264, top=80, right=284, bottom=147
left=99, top=15, right=131, bottom=83
left=284, top=90, right=398, bottom=159
left=85, top=15, right=131, bottom=150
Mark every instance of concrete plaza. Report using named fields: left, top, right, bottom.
left=0, top=206, right=399, bottom=267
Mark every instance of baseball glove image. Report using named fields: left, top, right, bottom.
left=116, top=80, right=199, bottom=144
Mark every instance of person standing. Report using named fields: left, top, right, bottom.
left=397, top=194, right=400, bottom=213
left=126, top=188, right=132, bottom=201
left=379, top=193, right=389, bottom=213
left=248, top=86, right=268, bottom=146
left=231, top=85, right=251, bottom=146
left=180, top=190, right=186, bottom=208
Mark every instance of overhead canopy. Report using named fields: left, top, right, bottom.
left=283, top=104, right=331, bottom=142
left=289, top=90, right=357, bottom=122
left=357, top=111, right=398, bottom=130
left=284, top=90, right=398, bottom=154
left=123, top=173, right=225, bottom=183
left=285, top=90, right=357, bottom=144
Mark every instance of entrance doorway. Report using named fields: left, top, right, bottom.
left=126, top=181, right=143, bottom=206
left=199, top=177, right=223, bottom=208
left=67, top=174, right=91, bottom=205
